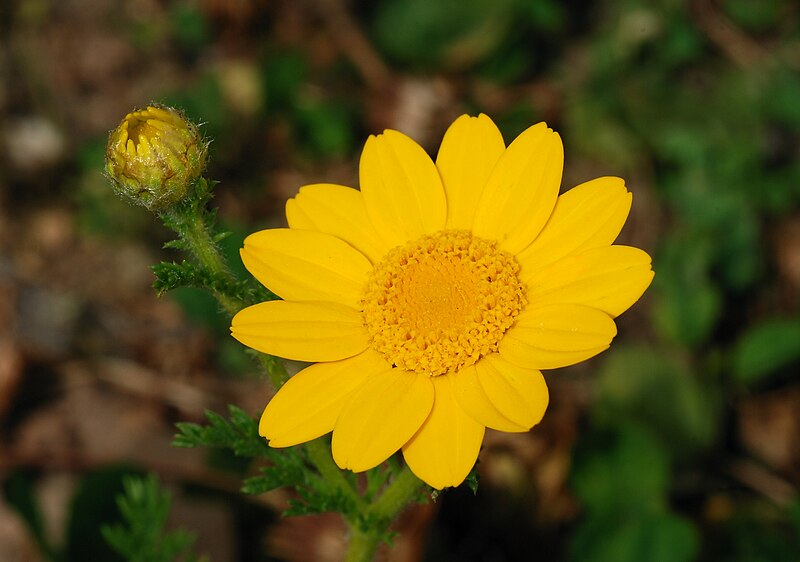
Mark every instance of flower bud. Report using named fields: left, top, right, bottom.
left=105, top=105, right=207, bottom=212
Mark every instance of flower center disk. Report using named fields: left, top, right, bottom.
left=362, top=230, right=526, bottom=376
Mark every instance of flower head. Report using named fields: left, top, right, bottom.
left=105, top=105, right=207, bottom=212
left=231, top=114, right=654, bottom=489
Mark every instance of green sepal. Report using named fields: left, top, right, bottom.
left=464, top=464, right=480, bottom=495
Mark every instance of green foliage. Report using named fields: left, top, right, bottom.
left=594, top=346, right=719, bottom=456
left=571, top=425, right=669, bottom=515
left=464, top=466, right=480, bottom=495
left=259, top=50, right=359, bottom=159
left=152, top=260, right=263, bottom=305
left=723, top=0, right=784, bottom=32
left=732, top=318, right=800, bottom=386
left=154, top=178, right=276, bottom=310
left=66, top=467, right=142, bottom=562
left=570, top=425, right=698, bottom=562
left=260, top=50, right=309, bottom=114
left=651, top=233, right=722, bottom=347
left=570, top=509, right=698, bottom=562
left=293, top=96, right=358, bottom=158
left=174, top=406, right=353, bottom=517
left=168, top=1, right=209, bottom=53
left=2, top=467, right=146, bottom=562
left=102, top=475, right=204, bottom=562
left=174, top=405, right=270, bottom=456
left=705, top=500, right=800, bottom=562
left=371, top=0, right=517, bottom=69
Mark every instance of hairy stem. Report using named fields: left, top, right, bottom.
left=343, top=526, right=382, bottom=562
left=371, top=466, right=424, bottom=521
left=342, top=466, right=424, bottom=562
left=306, top=438, right=366, bottom=509
left=174, top=209, right=242, bottom=315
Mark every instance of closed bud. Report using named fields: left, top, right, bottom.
left=105, top=105, right=207, bottom=212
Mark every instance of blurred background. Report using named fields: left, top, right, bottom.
left=1, top=0, right=799, bottom=560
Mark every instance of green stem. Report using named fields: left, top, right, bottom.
left=257, top=353, right=290, bottom=394
left=177, top=210, right=242, bottom=315
left=370, top=466, right=424, bottom=520
left=306, top=438, right=366, bottom=508
left=342, top=466, right=424, bottom=562
left=343, top=527, right=381, bottom=562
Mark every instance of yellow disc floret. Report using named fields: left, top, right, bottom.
left=362, top=230, right=526, bottom=376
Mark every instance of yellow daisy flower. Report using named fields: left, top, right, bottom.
left=231, top=114, right=654, bottom=490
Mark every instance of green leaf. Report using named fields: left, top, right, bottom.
left=765, top=68, right=800, bottom=128
left=732, top=318, right=800, bottom=386
left=707, top=499, right=800, bottom=562
left=651, top=233, right=722, bottom=347
left=371, top=0, right=516, bottom=69
left=594, top=346, right=718, bottom=456
left=169, top=1, right=209, bottom=53
left=152, top=261, right=203, bottom=296
left=570, top=510, right=698, bottom=562
left=66, top=466, right=142, bottom=562
left=293, top=97, right=357, bottom=158
left=173, top=406, right=272, bottom=459
left=283, top=486, right=354, bottom=518
left=261, top=51, right=308, bottom=114
left=102, top=475, right=203, bottom=562
left=723, top=0, right=783, bottom=33
left=571, top=425, right=669, bottom=515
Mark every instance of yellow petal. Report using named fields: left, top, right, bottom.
left=402, top=376, right=485, bottom=490
left=499, top=304, right=617, bottom=370
left=527, top=246, right=655, bottom=317
left=516, top=177, right=632, bottom=282
left=285, top=183, right=389, bottom=263
left=231, top=300, right=368, bottom=362
left=240, top=229, right=372, bottom=308
left=436, top=114, right=505, bottom=230
left=451, top=365, right=528, bottom=432
left=260, top=349, right=389, bottom=447
left=359, top=130, right=447, bottom=247
left=474, top=354, right=548, bottom=429
left=472, top=122, right=563, bottom=254
left=332, top=369, right=433, bottom=472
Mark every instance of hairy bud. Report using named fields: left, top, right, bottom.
left=105, top=105, right=207, bottom=212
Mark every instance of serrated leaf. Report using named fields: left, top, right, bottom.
left=173, top=407, right=272, bottom=458
left=283, top=487, right=353, bottom=517
left=242, top=464, right=303, bottom=495
left=162, top=239, right=190, bottom=251
left=67, top=466, right=142, bottom=562
left=152, top=260, right=202, bottom=295
left=102, top=474, right=204, bottom=562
